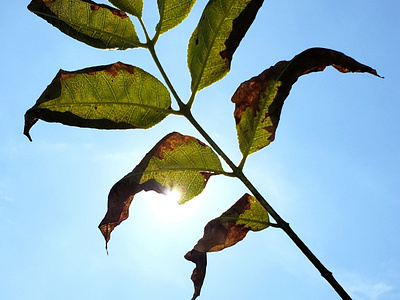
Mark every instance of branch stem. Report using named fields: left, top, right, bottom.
left=148, top=39, right=351, bottom=300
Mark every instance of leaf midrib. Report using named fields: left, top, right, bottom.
left=39, top=101, right=172, bottom=114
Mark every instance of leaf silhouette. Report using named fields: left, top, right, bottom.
left=108, top=0, right=143, bottom=18
left=156, top=0, right=196, bottom=35
left=28, top=0, right=140, bottom=49
left=188, top=0, right=264, bottom=93
left=24, top=62, right=172, bottom=141
left=185, top=193, right=269, bottom=299
left=98, top=132, right=223, bottom=248
left=233, top=47, right=382, bottom=158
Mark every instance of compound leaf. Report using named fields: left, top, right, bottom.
left=156, top=0, right=196, bottom=35
left=108, top=0, right=143, bottom=17
left=185, top=193, right=269, bottom=300
left=28, top=0, right=140, bottom=49
left=98, top=132, right=224, bottom=248
left=233, top=47, right=382, bottom=158
left=24, top=62, right=171, bottom=141
left=188, top=0, right=264, bottom=92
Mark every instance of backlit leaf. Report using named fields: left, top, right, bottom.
left=233, top=47, right=382, bottom=158
left=28, top=0, right=140, bottom=49
left=188, top=0, right=264, bottom=92
left=185, top=193, right=269, bottom=300
left=24, top=62, right=171, bottom=141
left=98, top=132, right=223, bottom=247
left=108, top=0, right=143, bottom=17
left=156, top=0, right=196, bottom=35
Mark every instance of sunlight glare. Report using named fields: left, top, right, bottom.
left=146, top=189, right=198, bottom=223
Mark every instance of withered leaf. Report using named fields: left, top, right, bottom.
left=232, top=47, right=382, bottom=158
left=185, top=193, right=269, bottom=299
left=99, top=132, right=223, bottom=248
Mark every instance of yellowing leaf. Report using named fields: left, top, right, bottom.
left=156, top=0, right=196, bottom=35
left=185, top=193, right=269, bottom=299
left=188, top=0, right=264, bottom=92
left=24, top=62, right=171, bottom=141
left=233, top=47, right=382, bottom=158
left=28, top=0, right=140, bottom=49
left=98, top=132, right=223, bottom=248
left=108, top=0, right=143, bottom=17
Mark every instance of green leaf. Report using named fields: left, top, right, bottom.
left=188, top=0, right=264, bottom=93
left=156, top=0, right=196, bottom=35
left=233, top=47, right=383, bottom=158
left=108, top=0, right=143, bottom=17
left=185, top=193, right=269, bottom=300
left=98, top=132, right=223, bottom=247
left=28, top=0, right=140, bottom=49
left=24, top=62, right=171, bottom=141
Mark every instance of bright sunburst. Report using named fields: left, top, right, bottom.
left=146, top=189, right=198, bottom=223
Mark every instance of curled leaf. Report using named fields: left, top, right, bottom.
left=156, top=0, right=196, bottom=35
left=188, top=0, right=264, bottom=92
left=24, top=62, right=171, bottom=141
left=28, top=0, right=140, bottom=49
left=99, top=132, right=223, bottom=248
left=185, top=193, right=269, bottom=299
left=232, top=47, right=382, bottom=158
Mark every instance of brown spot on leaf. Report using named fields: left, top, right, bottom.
left=89, top=3, right=128, bottom=19
left=90, top=4, right=100, bottom=11
left=264, top=125, right=277, bottom=141
left=153, top=132, right=192, bottom=160
left=232, top=77, right=265, bottom=124
left=110, top=8, right=128, bottom=19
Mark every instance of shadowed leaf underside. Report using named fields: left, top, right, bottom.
left=233, top=47, right=382, bottom=158
left=28, top=0, right=140, bottom=49
left=185, top=193, right=269, bottom=299
left=98, top=132, right=223, bottom=248
left=24, top=62, right=171, bottom=141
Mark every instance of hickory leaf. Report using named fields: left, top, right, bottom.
left=188, top=0, right=264, bottom=93
left=233, top=47, right=382, bottom=159
left=28, top=0, right=141, bottom=49
left=98, top=132, right=224, bottom=247
left=156, top=0, right=196, bottom=36
left=24, top=62, right=171, bottom=141
left=185, top=193, right=270, bottom=300
left=108, top=0, right=143, bottom=18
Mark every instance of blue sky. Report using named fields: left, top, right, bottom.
left=1, top=1, right=399, bottom=299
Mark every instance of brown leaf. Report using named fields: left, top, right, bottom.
left=184, top=250, right=207, bottom=300
left=185, top=193, right=269, bottom=299
left=232, top=47, right=382, bottom=157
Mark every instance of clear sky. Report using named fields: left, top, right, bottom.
left=1, top=1, right=399, bottom=299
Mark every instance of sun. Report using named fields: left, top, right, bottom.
left=145, top=189, right=198, bottom=223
